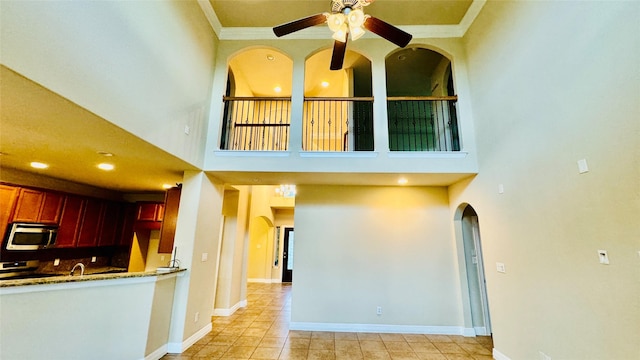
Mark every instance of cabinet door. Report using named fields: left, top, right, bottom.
left=56, top=196, right=85, bottom=248
left=158, top=187, right=181, bottom=254
left=118, top=203, right=136, bottom=247
left=12, top=188, right=43, bottom=222
left=38, top=192, right=64, bottom=224
left=76, top=199, right=104, bottom=247
left=0, top=185, right=19, bottom=239
left=136, top=203, right=159, bottom=221
left=98, top=201, right=121, bottom=246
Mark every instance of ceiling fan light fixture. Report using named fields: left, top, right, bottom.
left=332, top=24, right=348, bottom=43
left=327, top=13, right=346, bottom=32
left=350, top=25, right=366, bottom=41
left=348, top=9, right=365, bottom=28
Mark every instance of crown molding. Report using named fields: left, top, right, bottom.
left=199, top=0, right=486, bottom=41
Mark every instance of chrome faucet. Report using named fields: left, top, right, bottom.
left=70, top=263, right=85, bottom=276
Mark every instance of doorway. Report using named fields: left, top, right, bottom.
left=282, top=227, right=294, bottom=282
left=461, top=205, right=492, bottom=335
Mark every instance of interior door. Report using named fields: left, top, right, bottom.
left=282, top=228, right=294, bottom=282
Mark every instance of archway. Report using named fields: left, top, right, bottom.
left=455, top=204, right=492, bottom=336
left=385, top=46, right=460, bottom=151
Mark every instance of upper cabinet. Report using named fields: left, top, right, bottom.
left=0, top=185, right=19, bottom=238
left=12, top=188, right=64, bottom=224
left=158, top=187, right=181, bottom=254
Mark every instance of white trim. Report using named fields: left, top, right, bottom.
left=289, top=322, right=473, bottom=336
left=458, top=0, right=487, bottom=37
left=473, top=326, right=489, bottom=336
left=196, top=0, right=222, bottom=35
left=462, top=327, right=477, bottom=337
left=493, top=348, right=511, bottom=360
left=214, top=150, right=291, bottom=158
left=299, top=151, right=379, bottom=158
left=143, top=344, right=168, bottom=360
left=213, top=299, right=248, bottom=316
left=167, top=322, right=212, bottom=354
left=386, top=151, right=468, bottom=159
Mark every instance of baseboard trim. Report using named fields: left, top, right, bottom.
left=167, top=322, right=212, bottom=354
left=473, top=326, right=489, bottom=336
left=144, top=344, right=167, bottom=360
left=290, top=322, right=475, bottom=336
left=213, top=299, right=248, bottom=316
left=493, top=348, right=511, bottom=360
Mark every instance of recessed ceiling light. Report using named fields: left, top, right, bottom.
left=97, top=151, right=113, bottom=157
left=97, top=163, right=115, bottom=171
left=398, top=178, right=408, bottom=185
left=274, top=86, right=282, bottom=93
left=30, top=162, right=49, bottom=169
left=162, top=184, right=173, bottom=189
left=266, top=54, right=275, bottom=61
left=321, top=81, right=330, bottom=87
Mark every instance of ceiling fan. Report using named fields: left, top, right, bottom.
left=273, top=0, right=412, bottom=70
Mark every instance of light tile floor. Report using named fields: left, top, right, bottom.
left=161, top=283, right=493, bottom=360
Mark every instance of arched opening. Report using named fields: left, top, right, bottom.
left=385, top=47, right=460, bottom=151
left=247, top=215, right=275, bottom=283
left=455, top=203, right=492, bottom=336
left=303, top=48, right=373, bottom=151
left=221, top=48, right=293, bottom=150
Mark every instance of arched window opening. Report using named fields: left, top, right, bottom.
left=303, top=49, right=373, bottom=152
left=386, top=48, right=460, bottom=151
left=221, top=49, right=293, bottom=151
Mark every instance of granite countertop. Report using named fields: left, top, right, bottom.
left=0, top=267, right=186, bottom=288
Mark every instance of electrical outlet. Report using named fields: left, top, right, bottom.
left=194, top=312, right=199, bottom=322
left=161, top=255, right=165, bottom=261
left=53, top=259, right=60, bottom=266
left=376, top=306, right=382, bottom=315
left=201, top=253, right=208, bottom=262
left=91, top=256, right=97, bottom=263
left=184, top=125, right=190, bottom=135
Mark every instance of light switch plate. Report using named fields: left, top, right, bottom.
left=201, top=252, right=208, bottom=262
left=91, top=256, right=97, bottom=263
left=577, top=159, right=589, bottom=174
left=496, top=262, right=506, bottom=273
left=498, top=184, right=504, bottom=194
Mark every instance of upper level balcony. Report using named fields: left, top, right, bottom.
left=206, top=46, right=477, bottom=185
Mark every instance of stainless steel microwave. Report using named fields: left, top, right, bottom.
left=4, top=223, right=58, bottom=250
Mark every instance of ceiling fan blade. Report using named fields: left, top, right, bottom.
left=273, top=13, right=327, bottom=37
left=363, top=16, right=412, bottom=48
left=330, top=38, right=348, bottom=71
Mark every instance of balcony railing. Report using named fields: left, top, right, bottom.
left=220, top=96, right=460, bottom=153
left=303, top=97, right=374, bottom=152
left=387, top=96, right=460, bottom=151
left=221, top=97, right=291, bottom=151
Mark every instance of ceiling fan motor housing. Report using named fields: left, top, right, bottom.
left=331, top=0, right=369, bottom=13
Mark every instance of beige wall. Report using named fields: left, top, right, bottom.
left=168, top=171, right=224, bottom=350
left=451, top=1, right=640, bottom=359
left=292, top=185, right=465, bottom=330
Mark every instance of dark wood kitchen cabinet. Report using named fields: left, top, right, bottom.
left=158, top=187, right=181, bottom=254
left=56, top=195, right=85, bottom=248
left=12, top=188, right=64, bottom=224
left=97, top=201, right=122, bottom=246
left=118, top=203, right=136, bottom=247
left=0, top=185, right=19, bottom=239
left=76, top=198, right=104, bottom=247
left=136, top=202, right=163, bottom=222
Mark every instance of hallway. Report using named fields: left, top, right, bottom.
left=162, top=283, right=493, bottom=359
